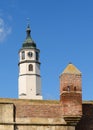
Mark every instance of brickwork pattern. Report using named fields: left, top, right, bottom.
left=60, top=72, right=82, bottom=118
left=61, top=93, right=82, bottom=116
left=16, top=104, right=63, bottom=118
left=60, top=74, right=82, bottom=95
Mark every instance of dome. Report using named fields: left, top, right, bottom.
left=22, top=24, right=36, bottom=48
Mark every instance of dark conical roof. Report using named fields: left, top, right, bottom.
left=22, top=24, right=36, bottom=48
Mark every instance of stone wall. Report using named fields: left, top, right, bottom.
left=0, top=103, right=14, bottom=122
left=0, top=125, right=14, bottom=130
left=0, top=99, right=93, bottom=130
left=16, top=125, right=75, bottom=130
left=0, top=103, right=14, bottom=130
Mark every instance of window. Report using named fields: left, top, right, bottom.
left=36, top=93, right=40, bottom=95
left=20, top=93, right=26, bottom=96
left=22, top=51, right=25, bottom=60
left=29, top=64, right=33, bottom=71
left=74, top=86, right=76, bottom=91
left=67, top=86, right=70, bottom=92
left=36, top=52, right=39, bottom=61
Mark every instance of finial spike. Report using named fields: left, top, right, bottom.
left=27, top=18, right=30, bottom=26
left=69, top=62, right=72, bottom=64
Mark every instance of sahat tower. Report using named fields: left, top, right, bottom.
left=18, top=24, right=42, bottom=100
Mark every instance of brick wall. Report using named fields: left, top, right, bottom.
left=60, top=73, right=82, bottom=117
left=60, top=74, right=82, bottom=95
left=61, top=93, right=82, bottom=116
left=16, top=104, right=63, bottom=118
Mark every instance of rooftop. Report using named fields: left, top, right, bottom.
left=0, top=98, right=60, bottom=105
left=22, top=24, right=36, bottom=48
left=62, top=63, right=81, bottom=75
left=0, top=98, right=93, bottom=105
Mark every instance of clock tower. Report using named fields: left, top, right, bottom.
left=18, top=24, right=42, bottom=100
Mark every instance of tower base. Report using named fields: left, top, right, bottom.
left=19, top=95, right=43, bottom=100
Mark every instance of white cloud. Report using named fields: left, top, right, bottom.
left=0, top=18, right=12, bottom=42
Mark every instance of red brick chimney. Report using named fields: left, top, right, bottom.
left=60, top=63, right=82, bottom=125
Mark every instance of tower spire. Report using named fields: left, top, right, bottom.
left=27, top=18, right=30, bottom=26
left=22, top=22, right=36, bottom=48
left=26, top=24, right=31, bottom=39
left=26, top=18, right=31, bottom=38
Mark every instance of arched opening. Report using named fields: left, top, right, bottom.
left=28, top=64, right=33, bottom=71
left=74, top=86, right=76, bottom=91
left=67, top=86, right=70, bottom=92
left=22, top=51, right=25, bottom=60
left=36, top=52, right=39, bottom=61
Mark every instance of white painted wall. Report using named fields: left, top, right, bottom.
left=19, top=49, right=39, bottom=62
left=18, top=48, right=42, bottom=100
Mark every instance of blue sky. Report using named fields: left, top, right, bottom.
left=0, top=0, right=93, bottom=100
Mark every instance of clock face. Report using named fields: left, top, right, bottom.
left=28, top=52, right=33, bottom=57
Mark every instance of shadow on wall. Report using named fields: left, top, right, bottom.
left=76, top=104, right=93, bottom=130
